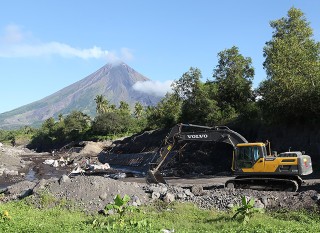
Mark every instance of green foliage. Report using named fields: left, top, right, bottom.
left=232, top=196, right=264, bottom=224
left=213, top=46, right=255, bottom=112
left=28, top=98, right=145, bottom=151
left=0, top=200, right=320, bottom=232
left=0, top=126, right=36, bottom=145
left=172, top=67, right=202, bottom=101
left=171, top=67, right=223, bottom=125
left=260, top=7, right=320, bottom=123
left=92, top=111, right=134, bottom=135
left=28, top=111, right=91, bottom=151
left=91, top=194, right=147, bottom=231
left=145, top=93, right=182, bottom=129
left=63, top=111, right=91, bottom=138
left=105, top=194, right=134, bottom=219
left=133, top=102, right=144, bottom=119
left=95, top=94, right=111, bottom=114
left=118, top=101, right=130, bottom=116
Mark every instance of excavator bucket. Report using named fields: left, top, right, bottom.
left=146, top=169, right=167, bottom=184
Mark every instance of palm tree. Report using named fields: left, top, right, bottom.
left=134, top=102, right=144, bottom=119
left=94, top=94, right=109, bottom=114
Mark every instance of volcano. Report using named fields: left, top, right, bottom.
left=0, top=62, right=160, bottom=129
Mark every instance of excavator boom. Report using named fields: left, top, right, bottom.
left=147, top=123, right=248, bottom=184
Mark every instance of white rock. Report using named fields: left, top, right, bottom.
left=163, top=193, right=175, bottom=203
left=43, top=159, right=55, bottom=165
left=152, top=192, right=161, bottom=200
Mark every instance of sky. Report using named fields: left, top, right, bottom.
left=1, top=0, right=320, bottom=114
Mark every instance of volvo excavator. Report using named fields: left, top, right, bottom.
left=146, top=123, right=313, bottom=191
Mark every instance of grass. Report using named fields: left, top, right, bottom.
left=0, top=198, right=320, bottom=233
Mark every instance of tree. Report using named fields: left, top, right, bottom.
left=118, top=101, right=130, bottom=116
left=172, top=67, right=202, bottom=101
left=146, top=93, right=182, bottom=129
left=179, top=82, right=221, bottom=125
left=212, top=46, right=255, bottom=112
left=58, top=113, right=64, bottom=122
left=259, top=7, right=320, bottom=122
left=94, top=94, right=110, bottom=114
left=92, top=111, right=133, bottom=135
left=29, top=117, right=59, bottom=151
left=63, top=111, right=91, bottom=140
left=171, top=67, right=222, bottom=125
left=133, top=102, right=144, bottom=119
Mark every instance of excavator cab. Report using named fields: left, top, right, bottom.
left=233, top=143, right=267, bottom=171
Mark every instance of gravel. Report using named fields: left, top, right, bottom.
left=1, top=175, right=319, bottom=214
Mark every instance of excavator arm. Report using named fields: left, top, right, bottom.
left=147, top=123, right=248, bottom=184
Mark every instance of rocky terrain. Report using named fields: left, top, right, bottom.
left=0, top=141, right=320, bottom=214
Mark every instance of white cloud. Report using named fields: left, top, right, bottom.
left=3, top=24, right=24, bottom=43
left=0, top=42, right=110, bottom=59
left=120, top=47, right=134, bottom=61
left=0, top=24, right=133, bottom=61
left=132, top=80, right=173, bottom=97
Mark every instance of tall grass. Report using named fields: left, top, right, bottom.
left=0, top=199, right=319, bottom=233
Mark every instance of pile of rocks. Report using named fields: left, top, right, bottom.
left=29, top=175, right=148, bottom=213
left=2, top=175, right=320, bottom=214
left=144, top=183, right=320, bottom=211
left=0, top=144, right=32, bottom=178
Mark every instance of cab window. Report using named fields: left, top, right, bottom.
left=237, top=146, right=261, bottom=168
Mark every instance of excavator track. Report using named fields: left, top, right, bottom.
left=225, top=177, right=300, bottom=192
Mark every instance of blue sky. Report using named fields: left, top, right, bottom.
left=1, top=0, right=320, bottom=114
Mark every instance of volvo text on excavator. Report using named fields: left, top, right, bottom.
left=146, top=123, right=313, bottom=191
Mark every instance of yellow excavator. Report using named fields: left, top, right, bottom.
left=147, top=123, right=313, bottom=191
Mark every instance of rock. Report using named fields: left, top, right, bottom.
left=254, top=200, right=265, bottom=209
left=0, top=168, right=6, bottom=175
left=59, top=175, right=71, bottom=184
left=43, top=159, right=55, bottom=165
left=148, top=184, right=168, bottom=195
left=191, top=185, right=203, bottom=196
left=163, top=193, right=175, bottom=203
left=4, top=170, right=19, bottom=176
left=152, top=192, right=161, bottom=200
left=108, top=173, right=126, bottom=179
left=33, top=179, right=48, bottom=193
left=52, top=160, right=59, bottom=167
left=0, top=187, right=8, bottom=194
left=177, top=193, right=186, bottom=199
left=99, top=193, right=108, bottom=201
left=161, top=229, right=175, bottom=233
left=19, top=189, right=33, bottom=199
left=261, top=196, right=268, bottom=206
left=227, top=203, right=234, bottom=209
left=184, top=189, right=194, bottom=197
left=6, top=181, right=36, bottom=197
left=311, top=194, right=320, bottom=201
left=132, top=195, right=141, bottom=206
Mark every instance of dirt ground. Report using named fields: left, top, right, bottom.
left=1, top=141, right=320, bottom=214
